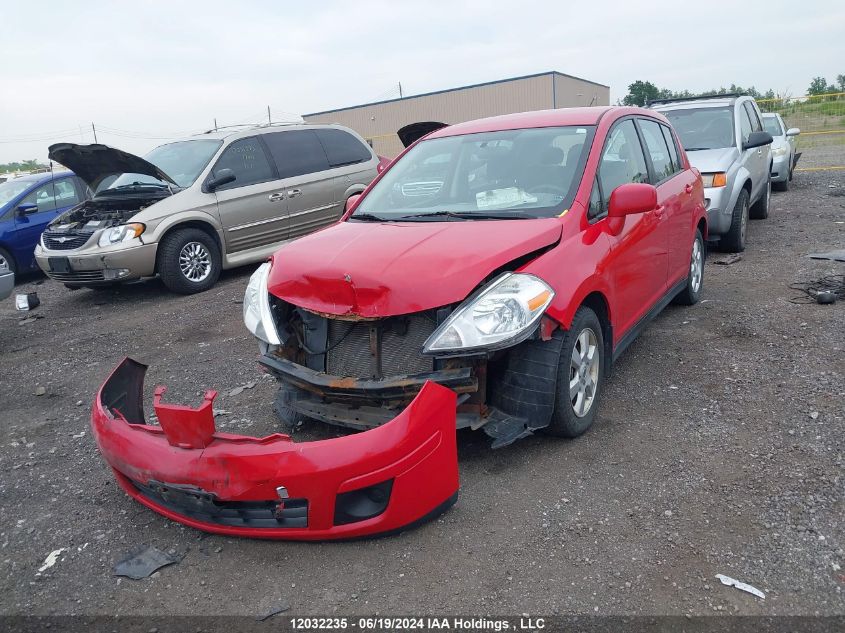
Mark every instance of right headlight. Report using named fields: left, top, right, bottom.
left=772, top=145, right=788, bottom=157
left=423, top=272, right=554, bottom=355
left=243, top=262, right=281, bottom=345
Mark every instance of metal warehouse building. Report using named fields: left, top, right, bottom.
left=303, top=71, right=609, bottom=157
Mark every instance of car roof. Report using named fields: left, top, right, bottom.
left=427, top=107, right=656, bottom=139
left=182, top=122, right=349, bottom=143
left=651, top=96, right=748, bottom=111
left=7, top=171, right=74, bottom=184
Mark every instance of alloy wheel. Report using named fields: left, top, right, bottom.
left=569, top=328, right=600, bottom=418
left=178, top=242, right=212, bottom=282
left=690, top=238, right=703, bottom=293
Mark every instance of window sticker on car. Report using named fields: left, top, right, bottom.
left=476, top=187, right=538, bottom=209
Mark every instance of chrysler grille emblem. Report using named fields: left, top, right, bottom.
left=54, top=236, right=71, bottom=243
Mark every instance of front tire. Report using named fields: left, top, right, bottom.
left=673, top=229, right=705, bottom=306
left=0, top=247, right=16, bottom=275
left=545, top=307, right=605, bottom=438
left=158, top=228, right=221, bottom=294
left=721, top=188, right=749, bottom=252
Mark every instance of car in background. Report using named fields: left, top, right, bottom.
left=244, top=106, right=708, bottom=448
left=651, top=94, right=772, bottom=252
left=0, top=258, right=13, bottom=300
left=36, top=123, right=380, bottom=293
left=0, top=171, right=90, bottom=275
left=762, top=113, right=800, bottom=191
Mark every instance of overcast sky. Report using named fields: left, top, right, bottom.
left=1, top=0, right=842, bottom=163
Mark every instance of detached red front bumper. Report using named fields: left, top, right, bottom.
left=91, top=358, right=459, bottom=540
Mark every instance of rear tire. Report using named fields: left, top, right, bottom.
left=0, top=247, right=16, bottom=275
left=545, top=306, right=605, bottom=439
left=750, top=174, right=770, bottom=219
left=157, top=227, right=221, bottom=294
left=720, top=188, right=749, bottom=253
left=274, top=384, right=305, bottom=429
left=673, top=230, right=705, bottom=306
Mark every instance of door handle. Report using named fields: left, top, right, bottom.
left=684, top=183, right=693, bottom=194
left=287, top=189, right=302, bottom=198
left=268, top=192, right=285, bottom=202
left=653, top=205, right=666, bottom=219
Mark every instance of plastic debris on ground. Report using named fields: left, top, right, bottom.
left=37, top=548, right=67, bottom=574
left=15, top=292, right=40, bottom=311
left=113, top=545, right=181, bottom=580
left=715, top=573, right=766, bottom=599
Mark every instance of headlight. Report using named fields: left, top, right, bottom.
left=97, top=223, right=145, bottom=247
left=243, top=262, right=281, bottom=345
left=700, top=172, right=727, bottom=188
left=423, top=273, right=554, bottom=355
left=772, top=146, right=788, bottom=157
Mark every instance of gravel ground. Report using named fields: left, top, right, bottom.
left=0, top=150, right=843, bottom=618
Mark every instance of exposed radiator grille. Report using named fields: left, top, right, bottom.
left=42, top=231, right=91, bottom=250
left=326, top=313, right=436, bottom=378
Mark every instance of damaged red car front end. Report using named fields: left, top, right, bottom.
left=91, top=358, right=459, bottom=540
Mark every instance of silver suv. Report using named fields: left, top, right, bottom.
left=651, top=95, right=772, bottom=252
left=35, top=123, right=379, bottom=293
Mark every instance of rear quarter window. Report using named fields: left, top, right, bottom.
left=315, top=128, right=373, bottom=167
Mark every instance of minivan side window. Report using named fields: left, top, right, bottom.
left=638, top=119, right=674, bottom=183
left=315, top=128, right=372, bottom=167
left=597, top=119, right=649, bottom=210
left=212, top=137, right=274, bottom=191
left=264, top=130, right=330, bottom=179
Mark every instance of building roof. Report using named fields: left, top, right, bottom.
left=303, top=71, right=610, bottom=117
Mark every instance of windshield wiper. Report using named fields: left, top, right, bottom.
left=397, top=210, right=534, bottom=221
left=349, top=213, right=388, bottom=222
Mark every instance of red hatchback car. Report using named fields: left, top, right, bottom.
left=91, top=107, right=706, bottom=540
left=248, top=106, right=707, bottom=444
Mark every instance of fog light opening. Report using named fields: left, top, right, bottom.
left=333, top=479, right=394, bottom=526
left=103, top=268, right=130, bottom=281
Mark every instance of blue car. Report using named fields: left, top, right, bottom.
left=0, top=172, right=90, bottom=274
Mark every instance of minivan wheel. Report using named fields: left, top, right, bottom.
left=545, top=306, right=605, bottom=439
left=673, top=229, right=705, bottom=306
left=721, top=189, right=749, bottom=252
left=750, top=175, right=770, bottom=219
left=158, top=228, right=221, bottom=294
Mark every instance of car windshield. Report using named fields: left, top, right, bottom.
left=662, top=107, right=735, bottom=150
left=101, top=139, right=222, bottom=192
left=0, top=178, right=36, bottom=206
left=352, top=126, right=595, bottom=220
left=762, top=116, right=783, bottom=136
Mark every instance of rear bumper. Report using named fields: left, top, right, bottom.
left=771, top=153, right=790, bottom=182
left=92, top=358, right=459, bottom=540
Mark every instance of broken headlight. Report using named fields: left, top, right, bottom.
left=243, top=262, right=281, bottom=345
left=97, top=223, right=145, bottom=247
left=423, top=272, right=554, bottom=355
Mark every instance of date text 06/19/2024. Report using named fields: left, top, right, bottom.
left=289, top=617, right=547, bottom=631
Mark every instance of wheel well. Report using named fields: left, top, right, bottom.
left=580, top=291, right=613, bottom=376
left=154, top=221, right=221, bottom=272
left=697, top=217, right=708, bottom=241
left=742, top=179, right=752, bottom=195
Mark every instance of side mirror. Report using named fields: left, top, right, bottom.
left=345, top=193, right=362, bottom=213
left=17, top=203, right=38, bottom=216
left=607, top=183, right=657, bottom=217
left=743, top=130, right=773, bottom=151
left=786, top=127, right=800, bottom=137
left=206, top=168, right=236, bottom=192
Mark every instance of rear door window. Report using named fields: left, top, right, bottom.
left=53, top=179, right=81, bottom=206
left=314, top=128, right=372, bottom=167
left=597, top=119, right=649, bottom=209
left=211, top=137, right=275, bottom=190
left=638, top=119, right=674, bottom=183
left=263, top=130, right=330, bottom=178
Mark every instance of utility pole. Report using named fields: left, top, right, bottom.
left=398, top=82, right=403, bottom=98
left=268, top=106, right=271, bottom=124
left=91, top=122, right=98, bottom=143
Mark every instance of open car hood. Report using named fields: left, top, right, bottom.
left=48, top=143, right=178, bottom=191
left=397, top=122, right=448, bottom=148
left=267, top=218, right=562, bottom=317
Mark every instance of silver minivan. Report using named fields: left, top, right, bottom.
left=651, top=95, right=772, bottom=252
left=35, top=123, right=379, bottom=293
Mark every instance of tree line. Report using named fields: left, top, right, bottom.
left=0, top=159, right=48, bottom=174
left=622, top=75, right=845, bottom=106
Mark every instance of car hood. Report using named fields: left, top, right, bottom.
left=267, top=218, right=563, bottom=317
left=397, top=122, right=448, bottom=148
left=684, top=147, right=739, bottom=173
left=48, top=143, right=178, bottom=191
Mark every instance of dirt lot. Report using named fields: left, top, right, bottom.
left=1, top=148, right=843, bottom=618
